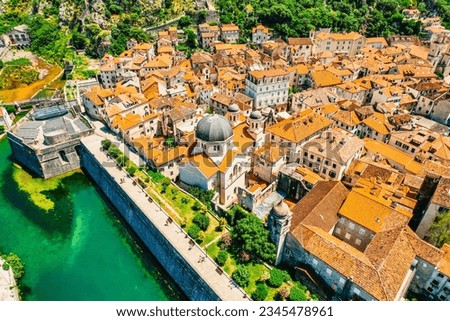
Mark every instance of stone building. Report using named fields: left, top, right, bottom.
left=269, top=181, right=450, bottom=301
left=0, top=25, right=30, bottom=48
left=7, top=105, right=94, bottom=179
left=179, top=114, right=251, bottom=207
left=244, top=69, right=290, bottom=109
left=252, top=25, right=271, bottom=44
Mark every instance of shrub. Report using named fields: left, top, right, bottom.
left=108, top=145, right=121, bottom=159
left=1, top=253, right=24, bottom=280
left=191, top=201, right=201, bottom=211
left=268, top=268, right=284, bottom=288
left=101, top=139, right=112, bottom=150
left=278, top=286, right=290, bottom=300
left=188, top=224, right=201, bottom=240
left=193, top=213, right=210, bottom=231
left=232, top=265, right=250, bottom=288
left=289, top=285, right=307, bottom=301
left=117, top=155, right=129, bottom=167
left=215, top=250, right=228, bottom=266
left=126, top=165, right=137, bottom=176
left=144, top=176, right=150, bottom=183
left=0, top=125, right=5, bottom=134
left=252, top=283, right=269, bottom=301
left=216, top=217, right=226, bottom=232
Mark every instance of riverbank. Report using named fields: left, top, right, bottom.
left=0, top=257, right=19, bottom=301
left=0, top=138, right=182, bottom=300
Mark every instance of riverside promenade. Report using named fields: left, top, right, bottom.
left=0, top=258, right=19, bottom=301
left=81, top=135, right=249, bottom=301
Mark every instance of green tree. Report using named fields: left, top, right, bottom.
left=1, top=253, right=25, bottom=280
left=215, top=250, right=228, bottom=266
left=268, top=268, right=284, bottom=288
left=101, top=139, right=112, bottom=150
left=185, top=28, right=198, bottom=49
left=232, top=265, right=250, bottom=288
left=252, top=283, right=269, bottom=301
left=0, top=59, right=3, bottom=69
left=232, top=214, right=276, bottom=263
left=193, top=213, right=210, bottom=231
left=0, top=125, right=5, bottom=134
left=126, top=165, right=137, bottom=176
left=188, top=224, right=201, bottom=240
left=289, top=283, right=308, bottom=301
left=427, top=211, right=450, bottom=248
left=178, top=16, right=193, bottom=28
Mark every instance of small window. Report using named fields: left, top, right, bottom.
left=353, top=288, right=361, bottom=295
left=339, top=277, right=345, bottom=285
left=312, top=259, right=318, bottom=266
left=326, top=268, right=332, bottom=276
left=345, top=233, right=351, bottom=240
left=335, top=227, right=341, bottom=234
left=349, top=222, right=355, bottom=230
left=355, top=238, right=362, bottom=246
left=359, top=228, right=366, bottom=235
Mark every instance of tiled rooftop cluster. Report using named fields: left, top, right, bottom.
left=80, top=20, right=450, bottom=300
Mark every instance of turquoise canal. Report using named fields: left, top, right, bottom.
left=0, top=138, right=183, bottom=300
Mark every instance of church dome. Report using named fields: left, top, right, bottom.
left=196, top=114, right=233, bottom=142
left=249, top=110, right=263, bottom=120
left=228, top=103, right=240, bottom=113
left=273, top=200, right=290, bottom=217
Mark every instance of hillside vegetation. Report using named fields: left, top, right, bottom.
left=217, top=0, right=449, bottom=39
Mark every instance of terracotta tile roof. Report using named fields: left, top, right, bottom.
left=437, top=244, right=450, bottom=277
left=164, top=105, right=196, bottom=122
left=299, top=225, right=388, bottom=300
left=311, top=70, right=342, bottom=88
left=366, top=37, right=388, bottom=46
left=190, top=51, right=213, bottom=64
left=221, top=23, right=239, bottom=32
left=288, top=38, right=313, bottom=46
left=266, top=108, right=333, bottom=143
left=232, top=123, right=254, bottom=154
left=363, top=112, right=390, bottom=135
left=339, top=189, right=412, bottom=233
left=248, top=68, right=290, bottom=79
left=297, top=219, right=444, bottom=300
left=363, top=139, right=423, bottom=174
left=252, top=25, right=269, bottom=33
left=315, top=31, right=363, bottom=41
left=430, top=177, right=450, bottom=208
left=295, top=166, right=325, bottom=185
left=211, top=92, right=233, bottom=106
left=332, top=108, right=361, bottom=127
left=254, top=144, right=283, bottom=163
left=290, top=181, right=349, bottom=238
left=181, top=152, right=219, bottom=178
left=133, top=137, right=186, bottom=166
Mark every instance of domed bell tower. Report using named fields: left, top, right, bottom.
left=268, top=200, right=292, bottom=266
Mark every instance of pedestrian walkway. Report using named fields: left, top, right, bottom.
left=82, top=135, right=250, bottom=301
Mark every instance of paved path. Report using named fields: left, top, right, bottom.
left=82, top=135, right=249, bottom=301
left=0, top=259, right=19, bottom=301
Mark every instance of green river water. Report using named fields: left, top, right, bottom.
left=0, top=138, right=183, bottom=300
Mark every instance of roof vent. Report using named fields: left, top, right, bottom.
left=375, top=217, right=380, bottom=223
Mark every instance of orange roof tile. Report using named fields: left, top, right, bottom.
left=267, top=109, right=333, bottom=143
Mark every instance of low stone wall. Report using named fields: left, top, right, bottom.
left=79, top=141, right=223, bottom=301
